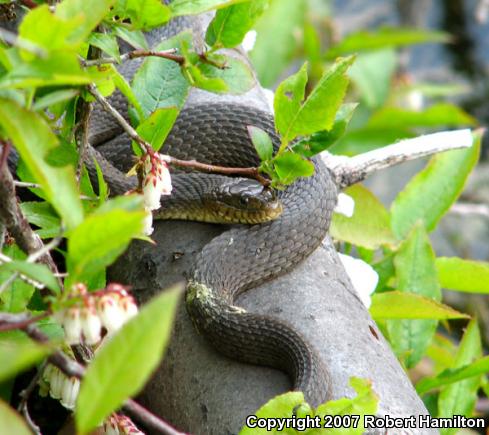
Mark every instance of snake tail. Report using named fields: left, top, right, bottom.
left=186, top=281, right=332, bottom=406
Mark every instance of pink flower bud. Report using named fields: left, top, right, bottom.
left=64, top=307, right=82, bottom=345
left=98, top=294, right=124, bottom=333
left=80, top=305, right=102, bottom=345
left=142, top=153, right=172, bottom=211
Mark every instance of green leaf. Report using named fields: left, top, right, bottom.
left=326, top=27, right=449, bottom=58
left=56, top=0, right=116, bottom=45
left=0, top=399, right=32, bottom=435
left=197, top=56, right=254, bottom=94
left=0, top=339, right=51, bottom=382
left=134, top=107, right=179, bottom=154
left=170, top=0, right=249, bottom=16
left=391, top=131, right=479, bottom=239
left=417, top=355, right=489, bottom=395
left=20, top=202, right=61, bottom=238
left=0, top=98, right=83, bottom=229
left=292, top=103, right=357, bottom=157
left=206, top=0, right=269, bottom=48
left=274, top=152, right=314, bottom=185
left=75, top=285, right=182, bottom=434
left=330, top=185, right=394, bottom=249
left=66, top=199, right=145, bottom=287
left=349, top=49, right=397, bottom=108
left=370, top=291, right=468, bottom=320
left=112, top=0, right=171, bottom=30
left=387, top=224, right=440, bottom=368
left=132, top=32, right=191, bottom=117
left=112, top=26, right=148, bottom=50
left=185, top=63, right=228, bottom=93
left=0, top=247, right=34, bottom=313
left=0, top=261, right=60, bottom=294
left=368, top=103, right=476, bottom=129
left=239, top=392, right=305, bottom=435
left=88, top=32, right=121, bottom=61
left=111, top=65, right=144, bottom=122
left=250, top=0, right=305, bottom=87
left=315, top=377, right=378, bottom=435
left=437, top=319, right=482, bottom=435
left=274, top=57, right=354, bottom=145
left=32, top=89, right=79, bottom=112
left=248, top=126, right=273, bottom=161
left=436, top=257, right=489, bottom=293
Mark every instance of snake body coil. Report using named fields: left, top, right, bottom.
left=90, top=16, right=338, bottom=407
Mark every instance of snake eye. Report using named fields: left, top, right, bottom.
left=240, top=196, right=249, bottom=206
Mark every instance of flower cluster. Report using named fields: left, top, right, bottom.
left=137, top=152, right=172, bottom=235
left=55, top=283, right=138, bottom=346
left=103, top=414, right=144, bottom=435
left=42, top=364, right=80, bottom=410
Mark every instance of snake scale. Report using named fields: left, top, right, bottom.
left=89, top=9, right=338, bottom=407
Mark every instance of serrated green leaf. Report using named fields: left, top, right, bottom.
left=0, top=261, right=60, bottom=294
left=186, top=63, right=228, bottom=92
left=248, top=125, right=273, bottom=161
left=274, top=57, right=354, bottom=145
left=197, top=56, right=254, bottom=94
left=88, top=33, right=120, bottom=61
left=66, top=199, right=145, bottom=287
left=250, top=0, right=305, bottom=87
left=132, top=32, right=191, bottom=117
left=326, top=27, right=449, bottom=58
left=170, top=0, right=249, bottom=16
left=0, top=98, right=83, bottom=229
left=387, top=224, right=440, bottom=368
left=0, top=399, right=32, bottom=435
left=436, top=257, right=489, bottom=293
left=391, top=131, right=479, bottom=239
left=315, top=377, right=378, bottom=435
left=134, top=107, right=179, bottom=153
left=110, top=65, right=144, bottom=123
left=239, top=392, right=305, bottom=435
left=75, top=286, right=182, bottom=434
left=0, top=339, right=51, bottom=383
left=418, top=355, right=489, bottom=395
left=292, top=103, right=357, bottom=157
left=368, top=103, right=476, bottom=129
left=112, top=0, right=171, bottom=30
left=370, top=291, right=468, bottom=320
left=330, top=185, right=394, bottom=249
left=437, top=319, right=482, bottom=435
left=206, top=0, right=269, bottom=48
left=274, top=152, right=314, bottom=185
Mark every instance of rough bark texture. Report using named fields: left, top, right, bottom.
left=109, top=222, right=437, bottom=435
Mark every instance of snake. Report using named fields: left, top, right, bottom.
left=86, top=10, right=338, bottom=408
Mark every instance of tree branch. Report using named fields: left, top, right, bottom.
left=324, top=129, right=477, bottom=188
left=0, top=141, right=58, bottom=274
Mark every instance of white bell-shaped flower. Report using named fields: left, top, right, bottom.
left=81, top=305, right=102, bottom=345
left=63, top=308, right=82, bottom=345
left=142, top=152, right=172, bottom=211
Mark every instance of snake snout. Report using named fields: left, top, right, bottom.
left=206, top=178, right=283, bottom=224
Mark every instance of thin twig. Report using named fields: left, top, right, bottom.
left=0, top=312, right=49, bottom=332
left=81, top=48, right=181, bottom=67
left=86, top=85, right=270, bottom=185
left=18, top=323, right=187, bottom=435
left=324, top=129, right=478, bottom=188
left=76, top=102, right=93, bottom=183
left=19, top=0, right=38, bottom=8
left=13, top=181, right=41, bottom=189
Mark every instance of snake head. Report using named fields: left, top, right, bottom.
left=204, top=178, right=283, bottom=224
